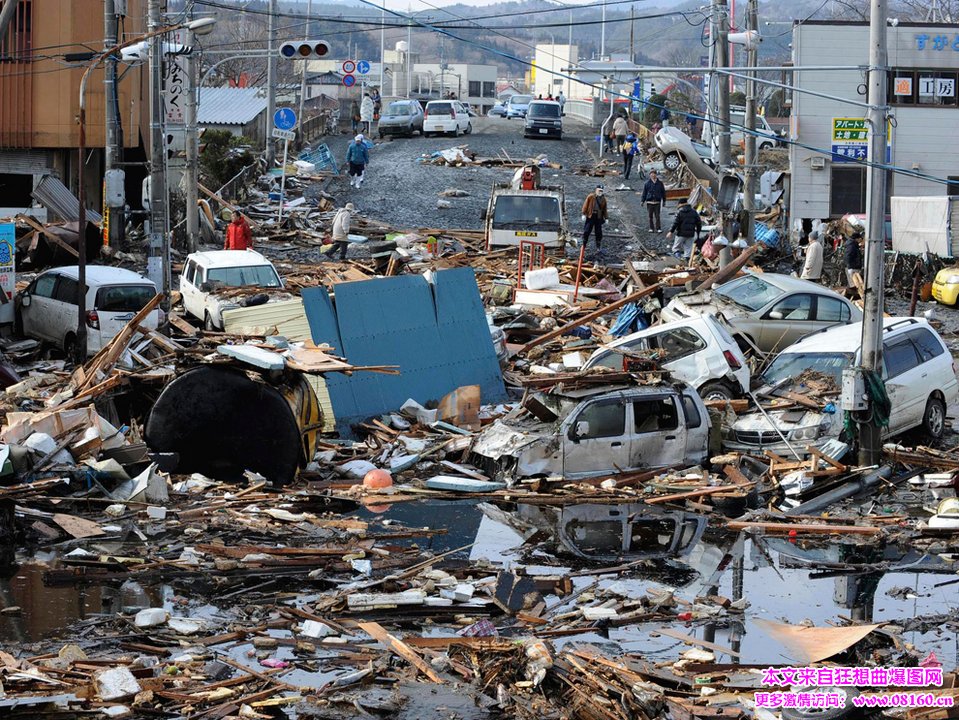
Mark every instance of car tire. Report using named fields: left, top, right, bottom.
left=922, top=395, right=947, bottom=439
left=453, top=127, right=460, bottom=137
left=204, top=312, right=216, bottom=332
left=699, top=381, right=737, bottom=403
left=465, top=122, right=472, bottom=135
left=664, top=152, right=683, bottom=171
left=781, top=686, right=860, bottom=720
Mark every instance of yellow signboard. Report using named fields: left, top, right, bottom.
left=515, top=231, right=539, bottom=237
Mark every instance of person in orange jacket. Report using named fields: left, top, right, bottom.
left=224, top=212, right=253, bottom=250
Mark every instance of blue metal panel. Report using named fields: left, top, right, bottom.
left=301, top=287, right=359, bottom=433
left=433, top=268, right=507, bottom=404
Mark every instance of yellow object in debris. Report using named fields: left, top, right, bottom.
left=932, top=267, right=959, bottom=306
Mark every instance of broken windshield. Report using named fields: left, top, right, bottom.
left=714, top=275, right=784, bottom=311
left=492, top=196, right=561, bottom=228
left=762, top=352, right=854, bottom=387
left=207, top=265, right=282, bottom=288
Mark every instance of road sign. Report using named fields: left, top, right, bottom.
left=272, top=127, right=296, bottom=141
left=342, top=59, right=356, bottom=74
left=343, top=74, right=356, bottom=87
left=357, top=60, right=371, bottom=75
left=273, top=108, right=297, bottom=130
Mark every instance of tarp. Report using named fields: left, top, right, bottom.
left=890, top=196, right=951, bottom=256
left=302, top=268, right=506, bottom=435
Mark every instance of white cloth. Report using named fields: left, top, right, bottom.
left=801, top=240, right=824, bottom=280
left=331, top=208, right=351, bottom=242
left=360, top=96, right=375, bottom=123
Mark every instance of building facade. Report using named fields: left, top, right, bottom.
left=532, top=44, right=579, bottom=100
left=0, top=0, right=147, bottom=216
left=790, top=20, right=959, bottom=222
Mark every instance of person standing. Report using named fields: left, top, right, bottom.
left=844, top=233, right=863, bottom=286
left=666, top=199, right=702, bottom=258
left=581, top=186, right=608, bottom=256
left=640, top=170, right=666, bottom=233
left=350, top=100, right=361, bottom=134
left=224, top=212, right=253, bottom=250
left=330, top=203, right=354, bottom=260
left=360, top=92, right=375, bottom=134
left=621, top=132, right=641, bottom=181
left=557, top=90, right=565, bottom=113
left=801, top=230, right=824, bottom=281
left=370, top=88, right=381, bottom=119
left=660, top=101, right=671, bottom=126
left=346, top=134, right=369, bottom=189
left=612, top=113, right=629, bottom=154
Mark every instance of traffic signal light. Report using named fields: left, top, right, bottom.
left=279, top=40, right=330, bottom=59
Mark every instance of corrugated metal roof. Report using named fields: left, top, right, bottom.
left=198, top=87, right=268, bottom=126
left=32, top=174, right=103, bottom=223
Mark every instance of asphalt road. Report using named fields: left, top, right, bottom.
left=321, top=115, right=674, bottom=261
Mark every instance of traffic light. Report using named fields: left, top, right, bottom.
left=279, top=40, right=330, bottom=59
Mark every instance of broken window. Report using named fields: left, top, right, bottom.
left=648, top=327, right=705, bottom=361
left=574, top=401, right=625, bottom=439
left=633, top=398, right=679, bottom=434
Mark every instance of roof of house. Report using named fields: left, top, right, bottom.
left=197, top=87, right=268, bottom=126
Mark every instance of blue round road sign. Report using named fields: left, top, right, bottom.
left=357, top=60, right=371, bottom=75
left=343, top=74, right=356, bottom=87
left=273, top=108, right=297, bottom=130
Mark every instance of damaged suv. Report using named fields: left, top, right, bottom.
left=471, top=383, right=710, bottom=481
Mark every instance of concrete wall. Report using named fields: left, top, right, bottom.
left=791, top=22, right=959, bottom=221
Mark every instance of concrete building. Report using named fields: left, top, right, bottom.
left=790, top=20, right=959, bottom=222
left=532, top=44, right=579, bottom=100
left=412, top=63, right=497, bottom=112
left=0, top=0, right=147, bottom=217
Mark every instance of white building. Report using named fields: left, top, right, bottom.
left=532, top=44, right=580, bottom=100
left=790, top=21, right=959, bottom=222
left=412, top=63, right=498, bottom=112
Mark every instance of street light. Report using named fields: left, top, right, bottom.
left=75, top=17, right=215, bottom=362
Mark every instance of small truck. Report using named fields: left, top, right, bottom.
left=484, top=165, right=568, bottom=251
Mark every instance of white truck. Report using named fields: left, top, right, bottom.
left=484, top=165, right=568, bottom=251
left=179, top=250, right=287, bottom=330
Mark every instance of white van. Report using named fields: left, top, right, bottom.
left=180, top=250, right=284, bottom=330
left=16, top=266, right=159, bottom=357
left=423, top=100, right=472, bottom=137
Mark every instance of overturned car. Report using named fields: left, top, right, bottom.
left=470, top=383, right=710, bottom=481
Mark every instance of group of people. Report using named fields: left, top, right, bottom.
left=536, top=91, right=566, bottom=108
left=350, top=89, right=382, bottom=135
left=798, top=229, right=864, bottom=284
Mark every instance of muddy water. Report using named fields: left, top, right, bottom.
left=4, top=498, right=956, bottom=670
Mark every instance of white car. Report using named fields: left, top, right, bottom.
left=723, top=317, right=959, bottom=456
left=583, top=315, right=749, bottom=402
left=16, top=266, right=159, bottom=357
left=180, top=250, right=284, bottom=330
left=655, top=126, right=719, bottom=185
left=423, top=100, right=472, bottom=137
left=702, top=107, right=781, bottom=150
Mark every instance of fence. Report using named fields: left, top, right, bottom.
left=564, top=99, right=610, bottom=128
left=215, top=162, right=260, bottom=208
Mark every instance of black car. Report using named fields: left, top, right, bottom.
left=524, top=100, right=563, bottom=139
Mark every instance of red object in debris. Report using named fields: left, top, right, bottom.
left=677, top=612, right=692, bottom=621
left=520, top=166, right=538, bottom=190
left=363, top=469, right=393, bottom=490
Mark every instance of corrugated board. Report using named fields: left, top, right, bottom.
left=32, top=174, right=103, bottom=223
left=891, top=196, right=950, bottom=256
left=302, top=270, right=506, bottom=436
left=222, top=298, right=313, bottom=342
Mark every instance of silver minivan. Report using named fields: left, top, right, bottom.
left=17, top=266, right=159, bottom=357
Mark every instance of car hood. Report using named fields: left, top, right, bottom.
left=664, top=292, right=749, bottom=322
left=471, top=421, right=560, bottom=477
left=732, top=408, right=828, bottom=433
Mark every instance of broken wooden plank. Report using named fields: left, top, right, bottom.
left=357, top=621, right=445, bottom=683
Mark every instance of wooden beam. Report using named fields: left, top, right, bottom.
left=726, top=520, right=880, bottom=535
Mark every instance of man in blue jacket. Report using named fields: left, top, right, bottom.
left=640, top=170, right=666, bottom=232
left=346, top=134, right=369, bottom=189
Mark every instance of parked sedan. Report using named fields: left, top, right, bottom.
left=489, top=101, right=508, bottom=118
left=660, top=273, right=862, bottom=354
left=654, top=126, right=718, bottom=185
left=505, top=94, right=532, bottom=119
left=377, top=99, right=424, bottom=138
left=583, top=315, right=749, bottom=402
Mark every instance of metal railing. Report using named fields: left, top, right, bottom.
left=215, top=161, right=259, bottom=206
left=564, top=99, right=601, bottom=127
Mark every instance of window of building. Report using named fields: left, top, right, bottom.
left=481, top=81, right=495, bottom=98
left=830, top=166, right=867, bottom=216
left=0, top=1, right=31, bottom=63
left=468, top=81, right=481, bottom=98
left=889, top=69, right=959, bottom=107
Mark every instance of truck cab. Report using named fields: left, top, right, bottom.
left=484, top=165, right=568, bottom=250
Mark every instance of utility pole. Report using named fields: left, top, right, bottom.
left=380, top=0, right=386, bottom=97
left=629, top=5, right=635, bottom=63
left=265, top=0, right=277, bottom=166
left=742, top=0, right=758, bottom=244
left=600, top=0, right=606, bottom=60
left=714, top=0, right=732, bottom=268
left=184, top=9, right=199, bottom=252
left=407, top=19, right=412, bottom=99
left=297, top=0, right=313, bottom=132
left=103, top=0, right=124, bottom=250
left=148, top=0, right=169, bottom=307
left=857, top=0, right=889, bottom=466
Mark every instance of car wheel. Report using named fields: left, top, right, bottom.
left=781, top=686, right=861, bottom=720
left=922, top=395, right=947, bottom=439
left=465, top=122, right=472, bottom=135
left=453, top=126, right=460, bottom=137
left=204, top=312, right=216, bottom=332
left=664, top=152, right=683, bottom=171
left=699, top=381, right=737, bottom=403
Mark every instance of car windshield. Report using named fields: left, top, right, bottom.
left=714, top=275, right=784, bottom=311
left=492, top=195, right=561, bottom=228
left=207, top=265, right=282, bottom=288
left=528, top=103, right=560, bottom=118
left=386, top=103, right=412, bottom=116
left=428, top=102, right=452, bottom=115
left=511, top=95, right=532, bottom=105
left=762, top=352, right=854, bottom=386
left=95, top=284, right=155, bottom=312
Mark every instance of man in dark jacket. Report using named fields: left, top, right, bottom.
left=581, top=186, right=608, bottom=255
left=844, top=233, right=864, bottom=286
left=666, top=199, right=702, bottom=258
left=640, top=170, right=666, bottom=232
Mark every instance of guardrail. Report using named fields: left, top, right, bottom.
left=563, top=99, right=596, bottom=126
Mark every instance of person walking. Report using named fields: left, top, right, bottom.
left=224, top=212, right=253, bottom=250
left=666, top=199, right=702, bottom=258
left=844, top=232, right=863, bottom=286
left=346, top=134, right=369, bottom=189
left=640, top=170, right=666, bottom=233
left=360, top=92, right=375, bottom=134
left=557, top=91, right=565, bottom=113
left=660, top=101, right=671, bottom=127
left=612, top=112, right=629, bottom=155
left=370, top=88, right=381, bottom=119
left=621, top=132, right=640, bottom=183
left=581, top=186, right=608, bottom=257
left=330, top=203, right=354, bottom=260
left=350, top=100, right=361, bottom=134
left=801, top=230, right=824, bottom=281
